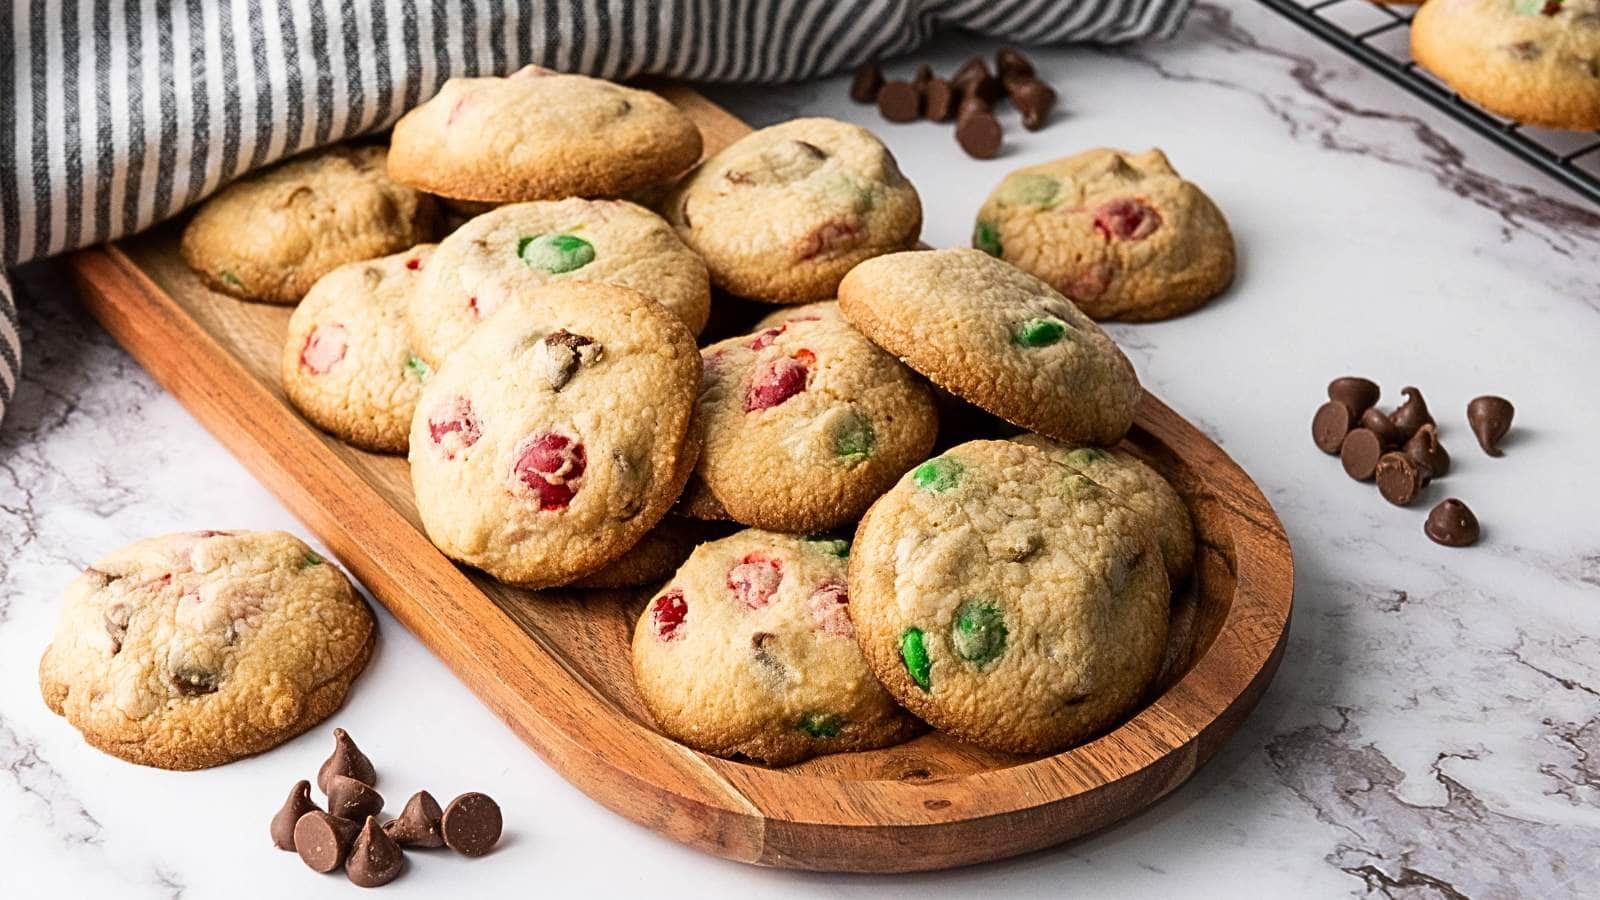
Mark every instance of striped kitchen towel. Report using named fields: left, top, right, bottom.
left=0, top=0, right=1193, bottom=424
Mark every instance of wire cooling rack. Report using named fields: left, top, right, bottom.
left=1256, top=0, right=1600, bottom=206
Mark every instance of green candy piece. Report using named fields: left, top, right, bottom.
left=1065, top=447, right=1107, bottom=466
left=1013, top=317, right=1068, bottom=348
left=219, top=270, right=243, bottom=288
left=912, top=457, right=964, bottom=493
left=1000, top=173, right=1059, bottom=207
left=951, top=600, right=1008, bottom=668
left=1064, top=473, right=1098, bottom=495
left=300, top=551, right=324, bottom=570
left=900, top=628, right=932, bottom=691
left=518, top=233, right=595, bottom=274
left=404, top=355, right=432, bottom=381
left=972, top=220, right=1003, bottom=257
left=835, top=415, right=876, bottom=461
left=803, top=536, right=850, bottom=558
left=798, top=712, right=844, bottom=739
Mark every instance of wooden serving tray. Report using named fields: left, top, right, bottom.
left=65, top=86, right=1292, bottom=873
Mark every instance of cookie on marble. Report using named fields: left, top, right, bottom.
left=1012, top=435, right=1195, bottom=587
left=838, top=248, right=1142, bottom=447
left=408, top=281, right=702, bottom=588
left=848, top=440, right=1169, bottom=754
left=181, top=145, right=439, bottom=304
left=752, top=300, right=844, bottom=332
left=695, top=317, right=939, bottom=533
left=387, top=66, right=703, bottom=202
left=408, top=198, right=710, bottom=366
left=282, top=245, right=435, bottom=453
left=631, top=529, right=920, bottom=765
left=571, top=516, right=729, bottom=590
left=664, top=117, right=922, bottom=303
left=972, top=148, right=1235, bottom=321
left=38, top=531, right=375, bottom=770
left=1412, top=0, right=1600, bottom=131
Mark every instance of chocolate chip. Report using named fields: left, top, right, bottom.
left=1327, top=376, right=1380, bottom=418
left=347, top=816, right=405, bottom=888
left=1359, top=407, right=1404, bottom=449
left=1376, top=452, right=1425, bottom=506
left=951, top=56, right=1003, bottom=104
left=383, top=791, right=445, bottom=849
left=912, top=63, right=933, bottom=90
left=103, top=602, right=131, bottom=655
left=877, top=80, right=921, bottom=122
left=924, top=78, right=957, bottom=122
left=1312, top=400, right=1354, bottom=454
left=317, top=727, right=377, bottom=794
left=996, top=47, right=1036, bottom=81
left=1425, top=498, right=1480, bottom=547
left=327, top=774, right=385, bottom=822
left=294, top=811, right=361, bottom=873
left=271, top=780, right=321, bottom=851
left=442, top=792, right=503, bottom=857
left=1005, top=77, right=1056, bottom=130
left=1403, top=423, right=1450, bottom=478
left=1340, top=428, right=1384, bottom=481
left=170, top=666, right=219, bottom=696
left=956, top=97, right=1002, bottom=159
left=1390, top=386, right=1434, bottom=441
left=849, top=61, right=884, bottom=103
left=1467, top=395, right=1514, bottom=457
left=792, top=139, right=827, bottom=160
left=537, top=329, right=602, bottom=391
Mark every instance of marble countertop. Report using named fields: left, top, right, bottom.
left=4, top=3, right=1599, bottom=896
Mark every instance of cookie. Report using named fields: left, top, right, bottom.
left=848, top=440, right=1169, bottom=754
left=752, top=300, right=844, bottom=332
left=1012, top=435, right=1195, bottom=587
left=282, top=245, right=435, bottom=453
left=1412, top=0, right=1600, bottom=131
left=838, top=248, right=1142, bottom=447
left=38, top=531, right=375, bottom=770
left=664, top=117, right=922, bottom=303
left=631, top=529, right=920, bottom=765
left=387, top=66, right=703, bottom=202
left=571, top=516, right=729, bottom=589
left=972, top=148, right=1235, bottom=322
left=181, top=145, right=439, bottom=304
left=408, top=281, right=702, bottom=588
left=695, top=317, right=939, bottom=533
left=407, top=198, right=710, bottom=367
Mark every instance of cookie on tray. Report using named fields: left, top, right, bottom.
left=408, top=198, right=710, bottom=367
left=664, top=117, right=922, bottom=303
left=181, top=145, right=439, bottom=304
left=838, top=248, right=1142, bottom=447
left=972, top=148, right=1235, bottom=321
left=387, top=66, right=703, bottom=202
left=631, top=529, right=920, bottom=765
left=39, top=531, right=375, bottom=770
left=1412, top=0, right=1600, bottom=132
left=848, top=440, right=1170, bottom=755
left=752, top=300, right=844, bottom=332
left=282, top=245, right=436, bottom=453
left=694, top=317, right=938, bottom=533
left=571, top=516, right=729, bottom=590
left=408, top=281, right=702, bottom=588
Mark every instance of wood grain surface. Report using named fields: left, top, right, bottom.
left=65, top=84, right=1293, bottom=873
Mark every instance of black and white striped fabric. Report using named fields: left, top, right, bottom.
left=0, top=0, right=1192, bottom=424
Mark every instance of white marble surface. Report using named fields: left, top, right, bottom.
left=5, top=4, right=1600, bottom=896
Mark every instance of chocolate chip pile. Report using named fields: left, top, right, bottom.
left=270, top=728, right=503, bottom=887
left=1312, top=377, right=1516, bottom=547
left=849, top=48, right=1057, bottom=159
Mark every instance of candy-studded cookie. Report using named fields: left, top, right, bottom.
left=753, top=300, right=844, bottom=332
left=849, top=440, right=1169, bottom=754
left=665, top=117, right=922, bottom=303
left=282, top=245, right=435, bottom=453
left=408, top=199, right=710, bottom=366
left=387, top=66, right=703, bottom=202
left=1012, top=435, right=1195, bottom=587
left=408, top=281, right=701, bottom=588
left=838, top=249, right=1142, bottom=446
left=39, top=531, right=375, bottom=770
left=571, top=516, right=729, bottom=589
left=631, top=530, right=920, bottom=765
left=972, top=148, right=1235, bottom=321
left=1412, top=0, right=1600, bottom=131
left=695, top=317, right=939, bottom=533
left=181, top=145, right=439, bottom=304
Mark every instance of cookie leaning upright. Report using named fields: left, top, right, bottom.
left=387, top=66, right=704, bottom=202
left=664, top=117, right=922, bottom=303
left=1411, top=0, right=1600, bottom=131
left=408, top=281, right=702, bottom=588
left=973, top=148, right=1234, bottom=322
left=39, top=531, right=375, bottom=770
left=180, top=145, right=439, bottom=304
left=838, top=248, right=1141, bottom=446
left=848, top=440, right=1170, bottom=755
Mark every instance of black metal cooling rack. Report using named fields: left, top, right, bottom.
left=1256, top=0, right=1600, bottom=206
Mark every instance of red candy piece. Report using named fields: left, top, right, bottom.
left=807, top=581, right=853, bottom=638
left=467, top=296, right=481, bottom=319
left=748, top=325, right=786, bottom=350
left=512, top=431, right=587, bottom=510
left=651, top=589, right=688, bottom=641
left=744, top=349, right=814, bottom=412
left=405, top=256, right=423, bottom=271
left=797, top=218, right=861, bottom=261
left=427, top=396, right=481, bottom=458
left=727, top=553, right=784, bottom=610
left=1093, top=198, right=1162, bottom=241
left=299, top=324, right=349, bottom=375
